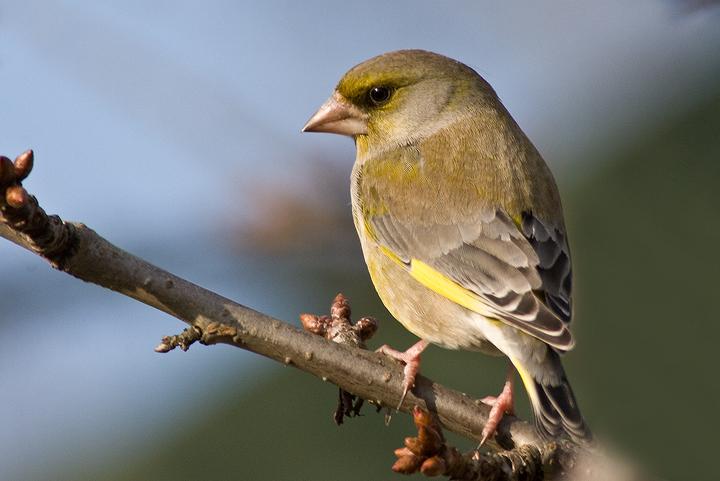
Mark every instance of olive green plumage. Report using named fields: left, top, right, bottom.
left=309, top=49, right=591, bottom=443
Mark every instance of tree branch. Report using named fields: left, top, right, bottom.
left=0, top=150, right=654, bottom=480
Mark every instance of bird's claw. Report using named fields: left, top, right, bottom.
left=478, top=376, right=514, bottom=446
left=376, top=340, right=429, bottom=412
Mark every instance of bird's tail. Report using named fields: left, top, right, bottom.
left=512, top=350, right=592, bottom=444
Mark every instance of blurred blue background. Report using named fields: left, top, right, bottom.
left=1, top=1, right=719, bottom=480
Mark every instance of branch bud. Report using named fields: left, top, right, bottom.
left=14, top=150, right=34, bottom=181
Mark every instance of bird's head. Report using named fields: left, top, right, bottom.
left=303, top=50, right=496, bottom=152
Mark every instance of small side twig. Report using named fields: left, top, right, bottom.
left=300, top=293, right=378, bottom=424
left=154, top=326, right=203, bottom=352
left=155, top=322, right=239, bottom=353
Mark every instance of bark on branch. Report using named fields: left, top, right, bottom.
left=0, top=150, right=654, bottom=480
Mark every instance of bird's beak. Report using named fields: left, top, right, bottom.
left=302, top=91, right=368, bottom=136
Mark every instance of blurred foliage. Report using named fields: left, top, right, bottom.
left=50, top=91, right=720, bottom=480
left=566, top=92, right=720, bottom=480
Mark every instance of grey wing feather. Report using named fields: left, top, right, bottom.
left=368, top=208, right=575, bottom=351
left=521, top=213, right=573, bottom=323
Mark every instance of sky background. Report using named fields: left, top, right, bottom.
left=1, top=1, right=720, bottom=480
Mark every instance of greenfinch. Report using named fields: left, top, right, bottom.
left=303, top=50, right=591, bottom=444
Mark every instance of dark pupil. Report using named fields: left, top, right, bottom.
left=369, top=86, right=391, bottom=104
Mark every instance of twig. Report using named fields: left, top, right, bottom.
left=0, top=150, right=656, bottom=480
left=0, top=150, right=536, bottom=448
left=154, top=326, right=203, bottom=352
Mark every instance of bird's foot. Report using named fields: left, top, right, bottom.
left=376, top=339, right=429, bottom=410
left=479, top=373, right=514, bottom=446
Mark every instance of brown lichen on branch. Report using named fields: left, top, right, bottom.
left=300, top=293, right=378, bottom=424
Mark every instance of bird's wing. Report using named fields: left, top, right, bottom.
left=366, top=208, right=575, bottom=351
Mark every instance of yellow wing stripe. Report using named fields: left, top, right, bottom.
left=409, top=258, right=489, bottom=315
left=379, top=245, right=406, bottom=267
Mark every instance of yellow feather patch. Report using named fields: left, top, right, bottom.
left=362, top=217, right=377, bottom=240
left=408, top=258, right=488, bottom=315
left=510, top=213, right=523, bottom=229
left=510, top=357, right=540, bottom=407
left=379, top=245, right=405, bottom=267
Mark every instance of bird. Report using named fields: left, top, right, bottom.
left=302, top=49, right=591, bottom=444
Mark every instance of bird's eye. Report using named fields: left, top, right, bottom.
left=368, top=86, right=392, bottom=105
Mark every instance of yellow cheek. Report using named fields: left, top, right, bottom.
left=355, top=136, right=370, bottom=157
